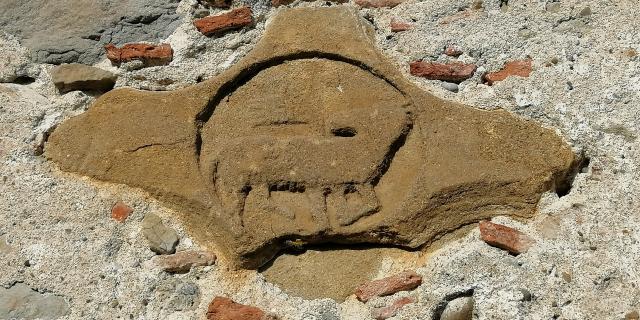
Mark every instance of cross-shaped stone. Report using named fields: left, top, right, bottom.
left=46, top=6, right=576, bottom=269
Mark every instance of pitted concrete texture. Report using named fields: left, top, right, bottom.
left=45, top=6, right=576, bottom=269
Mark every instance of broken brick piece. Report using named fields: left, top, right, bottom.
left=444, top=45, right=463, bottom=57
left=150, top=250, right=216, bottom=273
left=355, top=270, right=422, bottom=302
left=104, top=43, right=173, bottom=66
left=371, top=297, right=415, bottom=319
left=390, top=20, right=412, bottom=32
left=479, top=220, right=535, bottom=254
left=355, top=0, right=405, bottom=8
left=194, top=6, right=253, bottom=37
left=483, top=59, right=532, bottom=85
left=206, top=297, right=275, bottom=320
left=111, top=201, right=133, bottom=222
left=410, top=61, right=477, bottom=82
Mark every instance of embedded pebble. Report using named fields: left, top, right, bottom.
left=441, top=82, right=459, bottom=92
left=142, top=213, right=179, bottom=255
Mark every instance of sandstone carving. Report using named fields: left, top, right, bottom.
left=45, top=7, right=577, bottom=269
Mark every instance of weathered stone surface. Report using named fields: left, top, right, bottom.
left=206, top=297, right=274, bottom=320
left=149, top=250, right=216, bottom=273
left=0, top=283, right=69, bottom=319
left=194, top=7, right=253, bottom=37
left=355, top=0, right=405, bottom=8
left=371, top=297, right=415, bottom=319
left=111, top=201, right=133, bottom=222
left=0, top=0, right=181, bottom=64
left=479, top=220, right=535, bottom=254
left=105, top=43, right=173, bottom=67
left=46, top=7, right=577, bottom=269
left=410, top=61, right=477, bottom=82
left=355, top=270, right=422, bottom=302
left=51, top=64, right=116, bottom=93
left=483, top=59, right=532, bottom=85
left=439, top=296, right=474, bottom=320
left=142, top=213, right=179, bottom=254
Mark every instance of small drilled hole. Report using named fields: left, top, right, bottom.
left=331, top=127, right=357, bottom=137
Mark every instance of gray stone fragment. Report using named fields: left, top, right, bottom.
left=155, top=279, right=200, bottom=312
left=440, top=296, right=474, bottom=320
left=0, top=283, right=69, bottom=319
left=50, top=64, right=116, bottom=93
left=441, top=82, right=459, bottom=93
left=142, top=213, right=179, bottom=254
left=167, top=282, right=200, bottom=311
left=0, top=0, right=182, bottom=64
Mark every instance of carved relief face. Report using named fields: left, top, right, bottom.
left=199, top=59, right=412, bottom=234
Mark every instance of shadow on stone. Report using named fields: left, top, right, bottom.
left=259, top=244, right=414, bottom=301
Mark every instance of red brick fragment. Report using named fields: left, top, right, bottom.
left=371, top=297, right=415, bottom=320
left=355, top=270, right=422, bottom=302
left=483, top=59, right=532, bottom=85
left=444, top=45, right=463, bottom=57
left=206, top=297, right=276, bottom=320
left=479, top=220, right=535, bottom=254
left=111, top=201, right=133, bottom=222
left=409, top=61, right=477, bottom=82
left=104, top=43, right=173, bottom=66
left=390, top=20, right=412, bottom=32
left=150, top=250, right=216, bottom=273
left=194, top=6, right=253, bottom=37
left=355, top=0, right=404, bottom=8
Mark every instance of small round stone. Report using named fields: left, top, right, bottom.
left=441, top=82, right=459, bottom=93
left=441, top=296, right=474, bottom=320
